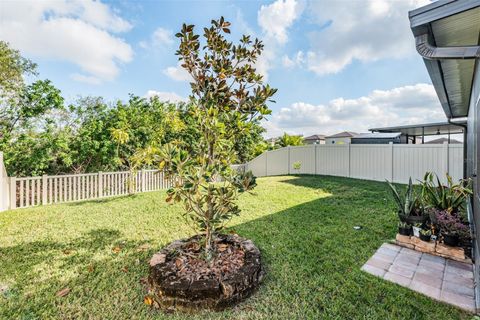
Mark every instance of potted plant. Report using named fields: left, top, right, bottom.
left=412, top=223, right=422, bottom=237
left=387, top=178, right=426, bottom=224
left=419, top=229, right=432, bottom=242
left=420, top=172, right=472, bottom=215
left=433, top=210, right=469, bottom=247
left=398, top=221, right=412, bottom=236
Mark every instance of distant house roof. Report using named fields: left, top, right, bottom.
left=325, top=131, right=358, bottom=138
left=425, top=137, right=462, bottom=144
left=303, top=134, right=326, bottom=141
left=353, top=132, right=402, bottom=139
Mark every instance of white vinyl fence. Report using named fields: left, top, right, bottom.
left=0, top=143, right=464, bottom=211
left=0, top=153, right=9, bottom=211
left=246, top=143, right=463, bottom=185
left=8, top=169, right=173, bottom=209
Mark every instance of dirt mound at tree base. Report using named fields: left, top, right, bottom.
left=147, top=234, right=264, bottom=312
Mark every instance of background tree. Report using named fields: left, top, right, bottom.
left=158, top=17, right=277, bottom=259
left=0, top=41, right=268, bottom=177
left=276, top=132, right=304, bottom=148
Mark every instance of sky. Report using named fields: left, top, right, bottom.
left=0, top=0, right=449, bottom=138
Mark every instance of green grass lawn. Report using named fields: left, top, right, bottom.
left=0, top=175, right=472, bottom=319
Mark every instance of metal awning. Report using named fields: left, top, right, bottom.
left=409, top=0, right=480, bottom=119
left=369, top=121, right=466, bottom=136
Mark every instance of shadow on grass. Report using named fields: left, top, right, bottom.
left=64, top=194, right=141, bottom=206
left=225, top=176, right=467, bottom=319
left=0, top=228, right=155, bottom=319
left=0, top=176, right=469, bottom=319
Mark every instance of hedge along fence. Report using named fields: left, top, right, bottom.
left=7, top=169, right=173, bottom=210
left=246, top=143, right=464, bottom=185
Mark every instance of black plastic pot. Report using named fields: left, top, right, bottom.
left=443, top=234, right=459, bottom=247
left=419, top=233, right=431, bottom=242
left=405, top=215, right=427, bottom=225
left=398, top=226, right=412, bottom=236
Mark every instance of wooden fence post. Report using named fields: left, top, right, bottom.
left=42, top=175, right=47, bottom=205
left=141, top=169, right=146, bottom=192
left=98, top=172, right=103, bottom=197
left=9, top=177, right=16, bottom=209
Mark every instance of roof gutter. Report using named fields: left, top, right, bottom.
left=415, top=33, right=480, bottom=60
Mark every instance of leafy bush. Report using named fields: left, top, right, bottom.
left=433, top=210, right=469, bottom=237
left=420, top=172, right=472, bottom=214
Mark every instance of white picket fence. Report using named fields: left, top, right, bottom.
left=245, top=143, right=464, bottom=185
left=9, top=170, right=173, bottom=209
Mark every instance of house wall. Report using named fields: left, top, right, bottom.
left=325, top=137, right=351, bottom=144
left=304, top=140, right=325, bottom=145
left=467, top=60, right=480, bottom=307
left=351, top=137, right=401, bottom=144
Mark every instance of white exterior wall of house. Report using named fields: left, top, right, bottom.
left=325, top=137, right=352, bottom=144
left=304, top=140, right=325, bottom=145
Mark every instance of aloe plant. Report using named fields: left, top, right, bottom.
left=387, top=177, right=423, bottom=221
left=420, top=172, right=472, bottom=214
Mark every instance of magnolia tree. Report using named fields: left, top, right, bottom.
left=159, top=17, right=277, bottom=260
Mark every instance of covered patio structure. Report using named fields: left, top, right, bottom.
left=369, top=121, right=466, bottom=144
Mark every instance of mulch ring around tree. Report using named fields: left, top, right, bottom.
left=146, top=233, right=264, bottom=312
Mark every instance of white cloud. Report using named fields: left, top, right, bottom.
left=265, top=83, right=445, bottom=137
left=70, top=73, right=102, bottom=85
left=145, top=90, right=187, bottom=103
left=162, top=63, right=192, bottom=82
left=282, top=51, right=305, bottom=68
left=305, top=0, right=429, bottom=75
left=256, top=0, right=304, bottom=79
left=140, top=27, right=174, bottom=49
left=258, top=0, right=304, bottom=44
left=0, top=0, right=133, bottom=83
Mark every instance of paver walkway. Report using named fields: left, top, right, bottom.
left=361, top=243, right=476, bottom=313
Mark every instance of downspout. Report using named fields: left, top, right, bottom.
left=415, top=33, right=480, bottom=60
left=448, top=117, right=468, bottom=179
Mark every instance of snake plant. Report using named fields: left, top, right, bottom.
left=420, top=172, right=472, bottom=214
left=387, top=177, right=423, bottom=221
